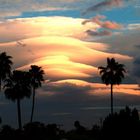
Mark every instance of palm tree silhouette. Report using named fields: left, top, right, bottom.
left=4, top=70, right=31, bottom=130
left=29, top=65, right=44, bottom=122
left=98, top=58, right=126, bottom=115
left=0, top=52, right=13, bottom=91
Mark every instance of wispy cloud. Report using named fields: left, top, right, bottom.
left=127, top=23, right=140, bottom=30
left=83, top=0, right=129, bottom=15
left=0, top=0, right=91, bottom=19
left=0, top=0, right=76, bottom=19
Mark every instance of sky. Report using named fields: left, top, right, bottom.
left=0, top=0, right=140, bottom=130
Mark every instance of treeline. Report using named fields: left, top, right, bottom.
left=0, top=106, right=139, bottom=140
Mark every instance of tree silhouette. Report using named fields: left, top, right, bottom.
left=0, top=52, right=13, bottom=91
left=98, top=58, right=126, bottom=115
left=4, top=70, right=31, bottom=130
left=29, top=65, right=44, bottom=122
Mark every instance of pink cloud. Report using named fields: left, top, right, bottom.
left=83, top=15, right=122, bottom=30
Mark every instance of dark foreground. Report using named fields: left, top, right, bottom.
left=0, top=106, right=139, bottom=140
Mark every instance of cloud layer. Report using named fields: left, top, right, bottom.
left=0, top=16, right=99, bottom=43
left=0, top=16, right=132, bottom=81
left=42, top=79, right=140, bottom=96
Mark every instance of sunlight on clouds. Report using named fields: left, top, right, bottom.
left=18, top=55, right=98, bottom=79
left=0, top=35, right=132, bottom=80
left=49, top=79, right=140, bottom=96
left=0, top=16, right=99, bottom=42
left=89, top=83, right=140, bottom=96
left=0, top=16, right=133, bottom=82
left=83, top=15, right=123, bottom=30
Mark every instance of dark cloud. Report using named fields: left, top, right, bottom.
left=86, top=30, right=112, bottom=36
left=135, top=44, right=140, bottom=49
left=130, top=45, right=140, bottom=84
left=132, top=57, right=140, bottom=81
left=100, top=29, right=140, bottom=55
left=82, top=0, right=123, bottom=15
left=40, top=82, right=93, bottom=102
left=82, top=15, right=122, bottom=38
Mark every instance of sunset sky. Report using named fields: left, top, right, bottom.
left=0, top=0, right=140, bottom=129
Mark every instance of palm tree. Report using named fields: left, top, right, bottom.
left=0, top=52, right=13, bottom=91
left=29, top=65, right=44, bottom=122
left=98, top=58, right=126, bottom=115
left=4, top=70, right=31, bottom=130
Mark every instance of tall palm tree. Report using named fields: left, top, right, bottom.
left=29, top=65, right=44, bottom=122
left=98, top=58, right=126, bottom=115
left=4, top=70, right=31, bottom=130
left=0, top=52, right=13, bottom=91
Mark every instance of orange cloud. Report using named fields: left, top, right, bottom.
left=50, top=79, right=140, bottom=96
left=18, top=55, right=98, bottom=79
left=0, top=36, right=132, bottom=80
left=0, top=16, right=132, bottom=81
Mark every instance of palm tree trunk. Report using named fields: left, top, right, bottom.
left=111, top=84, right=113, bottom=115
left=17, top=98, right=22, bottom=130
left=30, top=87, right=35, bottom=122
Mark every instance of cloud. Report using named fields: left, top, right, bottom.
left=83, top=0, right=127, bottom=15
left=99, top=25, right=140, bottom=57
left=82, top=15, right=122, bottom=37
left=0, top=0, right=97, bottom=19
left=83, top=15, right=123, bottom=30
left=86, top=30, right=112, bottom=36
left=0, top=0, right=73, bottom=19
left=44, top=81, right=92, bottom=95
left=14, top=36, right=132, bottom=80
left=19, top=55, right=98, bottom=80
left=0, top=16, right=99, bottom=43
left=127, top=23, right=140, bottom=30
left=39, top=79, right=140, bottom=97
left=0, top=0, right=138, bottom=20
left=0, top=16, right=133, bottom=81
left=0, top=35, right=132, bottom=81
left=132, top=57, right=140, bottom=84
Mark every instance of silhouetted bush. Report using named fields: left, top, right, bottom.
left=101, top=106, right=140, bottom=139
